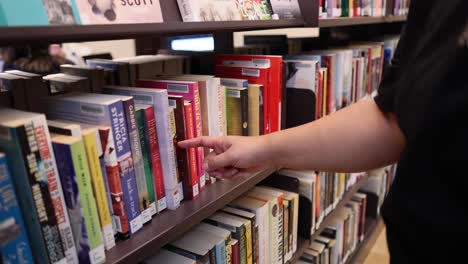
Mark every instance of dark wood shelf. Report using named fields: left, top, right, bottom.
left=0, top=0, right=318, bottom=45
left=104, top=168, right=276, bottom=264
left=310, top=175, right=369, bottom=242
left=288, top=238, right=310, bottom=264
left=346, top=217, right=385, bottom=264
left=319, top=15, right=407, bottom=28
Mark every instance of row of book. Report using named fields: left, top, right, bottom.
left=319, top=0, right=410, bottom=19
left=0, top=0, right=303, bottom=26
left=298, top=165, right=395, bottom=264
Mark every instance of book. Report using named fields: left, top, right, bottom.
left=191, top=227, right=227, bottom=264
left=51, top=134, right=105, bottom=264
left=48, top=120, right=116, bottom=248
left=226, top=87, right=249, bottom=136
left=102, top=93, right=152, bottom=224
left=0, top=0, right=77, bottom=25
left=43, top=93, right=143, bottom=236
left=0, top=91, right=12, bottom=108
left=248, top=188, right=284, bottom=264
left=232, top=239, right=239, bottom=264
left=220, top=207, right=258, bottom=264
left=114, top=56, right=164, bottom=86
left=284, top=60, right=319, bottom=128
left=168, top=107, right=183, bottom=201
left=165, top=231, right=212, bottom=264
left=135, top=104, right=167, bottom=212
left=86, top=59, right=131, bottom=86
left=103, top=86, right=179, bottom=210
left=73, top=0, right=163, bottom=24
left=60, top=64, right=105, bottom=93
left=0, top=112, right=66, bottom=264
left=247, top=84, right=263, bottom=136
left=44, top=73, right=89, bottom=94
left=268, top=0, right=302, bottom=19
left=282, top=200, right=290, bottom=261
left=205, top=212, right=247, bottom=264
left=0, top=152, right=34, bottom=264
left=196, top=223, right=233, bottom=264
left=135, top=106, right=158, bottom=216
left=137, top=79, right=206, bottom=192
left=5, top=70, right=49, bottom=112
left=0, top=73, right=28, bottom=111
left=144, top=248, right=196, bottom=264
left=176, top=0, right=243, bottom=22
left=229, top=196, right=269, bottom=264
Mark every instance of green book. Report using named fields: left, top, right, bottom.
left=341, top=0, right=349, bottom=17
left=135, top=106, right=157, bottom=216
left=52, top=134, right=105, bottom=264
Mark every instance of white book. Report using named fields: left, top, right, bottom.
left=176, top=0, right=242, bottom=22
left=196, top=223, right=232, bottom=264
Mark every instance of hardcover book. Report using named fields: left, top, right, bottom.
left=43, top=93, right=143, bottom=236
left=103, top=86, right=179, bottom=210
left=196, top=223, right=233, bottom=264
left=4, top=70, right=49, bottom=113
left=226, top=87, right=249, bottom=136
left=183, top=101, right=201, bottom=200
left=52, top=135, right=105, bottom=264
left=60, top=64, right=105, bottom=93
left=74, top=0, right=163, bottom=25
left=0, top=152, right=34, bottom=264
left=168, top=107, right=184, bottom=201
left=86, top=59, right=131, bottom=86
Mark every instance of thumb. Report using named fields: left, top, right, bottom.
left=205, top=151, right=236, bottom=172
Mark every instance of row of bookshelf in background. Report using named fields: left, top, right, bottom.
left=0, top=34, right=399, bottom=263
left=143, top=166, right=395, bottom=264
left=319, top=0, right=410, bottom=19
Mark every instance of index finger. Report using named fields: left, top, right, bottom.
left=178, top=136, right=220, bottom=149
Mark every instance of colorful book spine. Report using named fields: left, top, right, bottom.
left=0, top=152, right=34, bottom=264
left=0, top=124, right=50, bottom=263
left=135, top=108, right=158, bottom=216
left=82, top=130, right=115, bottom=250
left=183, top=102, right=200, bottom=200
left=52, top=137, right=105, bottom=264
left=23, top=122, right=66, bottom=264
left=143, top=106, right=168, bottom=212
left=31, top=119, right=76, bottom=264
left=121, top=98, right=152, bottom=224
left=137, top=80, right=206, bottom=191
left=169, top=107, right=184, bottom=201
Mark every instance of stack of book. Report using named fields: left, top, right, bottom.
left=319, top=0, right=410, bottom=19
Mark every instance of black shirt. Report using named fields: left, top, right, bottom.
left=374, top=1, right=468, bottom=262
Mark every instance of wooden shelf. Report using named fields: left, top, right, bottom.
left=104, top=168, right=276, bottom=264
left=0, top=0, right=318, bottom=45
left=346, top=217, right=385, bottom=264
left=319, top=15, right=407, bottom=28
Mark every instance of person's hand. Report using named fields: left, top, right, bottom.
left=178, top=136, right=272, bottom=179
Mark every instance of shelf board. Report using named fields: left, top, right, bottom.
left=319, top=15, right=407, bottom=28
left=346, top=217, right=385, bottom=264
left=288, top=238, right=310, bottom=264
left=310, top=175, right=369, bottom=242
left=104, top=168, right=276, bottom=264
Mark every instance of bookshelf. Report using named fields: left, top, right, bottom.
left=288, top=175, right=370, bottom=263
left=319, top=15, right=407, bottom=28
left=346, top=218, right=385, bottom=264
left=105, top=168, right=276, bottom=264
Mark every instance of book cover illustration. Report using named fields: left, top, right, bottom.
left=0, top=0, right=76, bottom=25
left=177, top=0, right=242, bottom=21
left=268, top=0, right=302, bottom=19
left=237, top=0, right=272, bottom=20
left=74, top=0, right=163, bottom=24
left=42, top=0, right=77, bottom=24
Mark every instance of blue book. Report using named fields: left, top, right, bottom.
left=0, top=0, right=77, bottom=26
left=0, top=152, right=34, bottom=264
left=43, top=93, right=143, bottom=236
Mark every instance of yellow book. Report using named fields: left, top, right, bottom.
left=322, top=68, right=328, bottom=116
left=82, top=129, right=116, bottom=250
left=247, top=84, right=262, bottom=136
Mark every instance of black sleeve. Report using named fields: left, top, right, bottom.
left=373, top=24, right=409, bottom=113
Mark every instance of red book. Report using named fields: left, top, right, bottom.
left=137, top=79, right=206, bottom=191
left=316, top=70, right=323, bottom=119
left=321, top=55, right=336, bottom=115
left=184, top=101, right=200, bottom=199
left=231, top=239, right=239, bottom=264
left=215, top=54, right=283, bottom=133
left=143, top=106, right=167, bottom=212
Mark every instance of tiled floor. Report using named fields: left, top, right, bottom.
left=363, top=228, right=390, bottom=264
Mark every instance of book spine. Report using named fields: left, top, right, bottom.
left=0, top=125, right=50, bottom=263
left=122, top=99, right=151, bottom=224
left=283, top=201, right=289, bottom=260
left=241, top=89, right=249, bottom=136
left=193, top=87, right=206, bottom=191
left=32, top=119, right=76, bottom=264
left=276, top=198, right=284, bottom=264
left=232, top=240, right=239, bottom=264
left=169, top=108, right=184, bottom=201
left=244, top=221, right=253, bottom=264
left=82, top=132, right=115, bottom=250
left=238, top=226, right=247, bottom=264
left=97, top=127, right=130, bottom=236
left=216, top=240, right=227, bottom=264
left=219, top=84, right=228, bottom=136
left=0, top=154, right=35, bottom=263
left=184, top=103, right=201, bottom=200
left=109, top=102, right=143, bottom=235
left=70, top=141, right=106, bottom=264
left=144, top=107, right=168, bottom=212
left=136, top=110, right=157, bottom=216
left=23, top=122, right=66, bottom=264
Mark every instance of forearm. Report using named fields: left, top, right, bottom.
left=263, top=99, right=406, bottom=172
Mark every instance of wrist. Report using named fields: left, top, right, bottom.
left=258, top=134, right=280, bottom=169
